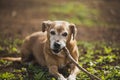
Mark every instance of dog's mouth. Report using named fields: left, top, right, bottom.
left=52, top=49, right=61, bottom=54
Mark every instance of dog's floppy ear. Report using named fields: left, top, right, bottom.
left=69, top=23, right=77, bottom=40
left=42, top=20, right=52, bottom=32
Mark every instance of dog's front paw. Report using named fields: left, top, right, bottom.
left=58, top=76, right=67, bottom=80
left=67, top=74, right=76, bottom=80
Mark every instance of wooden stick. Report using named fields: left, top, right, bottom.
left=63, top=47, right=101, bottom=80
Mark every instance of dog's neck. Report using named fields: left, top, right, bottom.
left=67, top=39, right=77, bottom=52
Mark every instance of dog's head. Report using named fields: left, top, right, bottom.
left=42, top=20, right=77, bottom=55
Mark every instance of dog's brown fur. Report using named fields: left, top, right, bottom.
left=21, top=21, right=79, bottom=80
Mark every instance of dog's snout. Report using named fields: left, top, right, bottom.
left=54, top=42, right=61, bottom=49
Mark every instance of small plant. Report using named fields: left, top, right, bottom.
left=27, top=64, right=56, bottom=80
left=0, top=59, right=12, bottom=66
left=0, top=72, right=15, bottom=80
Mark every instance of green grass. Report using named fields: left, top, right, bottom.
left=49, top=2, right=100, bottom=26
left=0, top=39, right=120, bottom=80
left=0, top=38, right=23, bottom=55
left=77, top=41, right=120, bottom=80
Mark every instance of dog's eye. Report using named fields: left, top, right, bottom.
left=62, top=32, right=68, bottom=37
left=50, top=31, right=56, bottom=35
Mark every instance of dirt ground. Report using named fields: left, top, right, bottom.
left=0, top=0, right=120, bottom=44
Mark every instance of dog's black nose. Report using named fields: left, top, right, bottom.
left=54, top=42, right=61, bottom=49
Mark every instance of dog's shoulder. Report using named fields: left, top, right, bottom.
left=23, top=31, right=47, bottom=45
left=27, top=31, right=46, bottom=39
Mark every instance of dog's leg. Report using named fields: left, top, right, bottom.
left=67, top=64, right=79, bottom=80
left=21, top=47, right=34, bottom=64
left=48, top=65, right=67, bottom=80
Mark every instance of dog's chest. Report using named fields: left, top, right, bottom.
left=58, top=61, right=67, bottom=68
left=57, top=53, right=70, bottom=68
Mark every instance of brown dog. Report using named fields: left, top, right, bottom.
left=21, top=20, right=79, bottom=80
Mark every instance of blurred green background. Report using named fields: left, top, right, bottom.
left=0, top=0, right=120, bottom=80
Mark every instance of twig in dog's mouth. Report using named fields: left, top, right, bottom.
left=63, top=47, right=101, bottom=80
